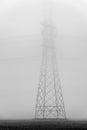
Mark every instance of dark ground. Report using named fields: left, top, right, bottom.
left=0, top=119, right=87, bottom=129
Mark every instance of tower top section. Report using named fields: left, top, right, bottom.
left=42, top=0, right=55, bottom=26
left=41, top=0, right=56, bottom=49
left=41, top=19, right=56, bottom=29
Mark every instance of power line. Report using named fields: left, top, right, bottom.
left=0, top=34, right=41, bottom=40
left=0, top=56, right=87, bottom=62
left=0, top=56, right=41, bottom=62
left=0, top=34, right=86, bottom=41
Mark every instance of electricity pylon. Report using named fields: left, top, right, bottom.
left=35, top=0, right=66, bottom=119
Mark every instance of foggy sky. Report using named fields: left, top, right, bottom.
left=0, top=0, right=87, bottom=119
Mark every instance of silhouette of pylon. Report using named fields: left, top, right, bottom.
left=35, top=19, right=66, bottom=119
left=35, top=0, right=66, bottom=119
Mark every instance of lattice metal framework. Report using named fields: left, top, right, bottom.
left=35, top=1, right=66, bottom=119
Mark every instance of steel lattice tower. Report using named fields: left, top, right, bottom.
left=35, top=0, right=66, bottom=119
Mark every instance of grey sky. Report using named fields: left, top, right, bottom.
left=0, top=0, right=87, bottom=119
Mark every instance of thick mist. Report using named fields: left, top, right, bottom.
left=0, top=0, right=87, bottom=119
